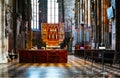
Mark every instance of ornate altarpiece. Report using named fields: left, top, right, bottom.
left=41, top=23, right=64, bottom=48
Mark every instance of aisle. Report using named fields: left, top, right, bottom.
left=0, top=55, right=120, bottom=78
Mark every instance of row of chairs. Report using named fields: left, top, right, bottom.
left=74, top=49, right=120, bottom=67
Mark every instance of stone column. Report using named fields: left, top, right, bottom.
left=116, top=0, right=120, bottom=51
left=101, top=0, right=108, bottom=46
left=78, top=0, right=80, bottom=42
left=101, top=0, right=104, bottom=45
left=105, top=0, right=109, bottom=48
left=64, top=0, right=75, bottom=47
left=88, top=0, right=91, bottom=27
left=0, top=0, right=8, bottom=63
left=94, top=0, right=97, bottom=48
left=85, top=0, right=88, bottom=25
left=13, top=0, right=17, bottom=53
left=101, top=0, right=106, bottom=45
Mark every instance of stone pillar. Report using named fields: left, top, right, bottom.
left=101, top=0, right=104, bottom=44
left=101, top=0, right=108, bottom=47
left=85, top=0, right=88, bottom=25
left=6, top=0, right=14, bottom=53
left=84, top=0, right=87, bottom=43
left=0, top=0, right=8, bottom=63
left=88, top=0, right=91, bottom=27
left=101, top=0, right=107, bottom=45
left=88, top=0, right=91, bottom=45
left=112, top=20, right=116, bottom=50
left=116, top=0, right=120, bottom=51
left=13, top=0, right=17, bottom=53
left=104, top=0, right=108, bottom=46
left=94, top=0, right=97, bottom=48
left=78, top=0, right=80, bottom=42
left=64, top=0, right=75, bottom=46
left=96, top=0, right=101, bottom=45
left=105, top=1, right=109, bottom=48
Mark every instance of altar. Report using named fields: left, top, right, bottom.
left=19, top=49, right=68, bottom=63
left=41, top=23, right=64, bottom=48
left=19, top=23, right=67, bottom=63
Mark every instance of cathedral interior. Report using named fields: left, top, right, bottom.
left=0, top=0, right=120, bottom=77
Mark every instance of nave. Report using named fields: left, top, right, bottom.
left=0, top=55, right=120, bottom=78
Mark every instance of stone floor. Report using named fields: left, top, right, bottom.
left=0, top=55, right=120, bottom=78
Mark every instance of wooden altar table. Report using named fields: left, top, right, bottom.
left=19, top=49, right=67, bottom=63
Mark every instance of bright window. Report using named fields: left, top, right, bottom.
left=47, top=0, right=59, bottom=23
left=31, top=0, right=39, bottom=30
